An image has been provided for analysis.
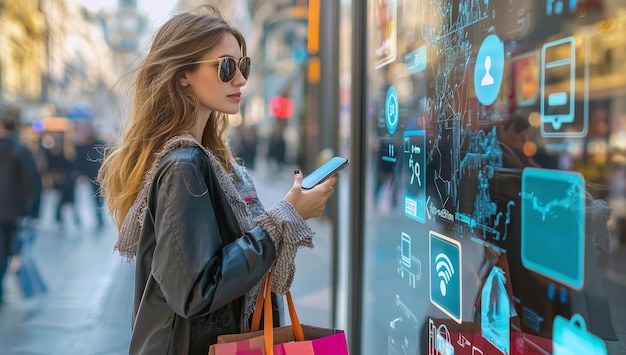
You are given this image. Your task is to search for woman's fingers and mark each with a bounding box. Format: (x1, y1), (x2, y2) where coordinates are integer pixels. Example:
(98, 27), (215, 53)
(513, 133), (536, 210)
(292, 169), (303, 188)
(283, 171), (338, 220)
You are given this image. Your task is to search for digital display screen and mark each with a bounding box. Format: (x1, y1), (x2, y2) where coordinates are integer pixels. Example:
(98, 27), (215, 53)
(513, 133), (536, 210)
(360, 1), (626, 354)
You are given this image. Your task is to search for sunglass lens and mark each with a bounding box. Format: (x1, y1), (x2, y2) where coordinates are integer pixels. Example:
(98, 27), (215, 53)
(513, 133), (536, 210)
(219, 58), (237, 82)
(240, 57), (251, 80)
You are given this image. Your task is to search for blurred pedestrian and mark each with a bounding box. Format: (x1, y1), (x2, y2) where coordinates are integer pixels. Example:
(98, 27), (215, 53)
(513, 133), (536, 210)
(0, 117), (42, 304)
(233, 125), (258, 170)
(97, 5), (337, 354)
(75, 127), (105, 228)
(44, 135), (78, 229)
(267, 122), (287, 173)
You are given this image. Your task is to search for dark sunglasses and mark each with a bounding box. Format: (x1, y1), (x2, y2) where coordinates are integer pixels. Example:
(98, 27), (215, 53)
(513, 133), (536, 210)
(191, 56), (251, 83)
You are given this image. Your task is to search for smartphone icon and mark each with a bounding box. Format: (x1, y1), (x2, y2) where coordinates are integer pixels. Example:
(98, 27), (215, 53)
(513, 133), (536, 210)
(541, 37), (575, 131)
(301, 157), (349, 190)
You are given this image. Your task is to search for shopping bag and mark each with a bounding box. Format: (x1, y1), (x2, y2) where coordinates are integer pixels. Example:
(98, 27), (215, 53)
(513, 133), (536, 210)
(15, 223), (47, 298)
(553, 313), (607, 355)
(209, 271), (349, 355)
(211, 325), (348, 355)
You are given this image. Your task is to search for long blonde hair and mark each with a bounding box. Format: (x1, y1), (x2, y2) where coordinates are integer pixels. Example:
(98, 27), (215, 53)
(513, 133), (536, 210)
(98, 5), (244, 228)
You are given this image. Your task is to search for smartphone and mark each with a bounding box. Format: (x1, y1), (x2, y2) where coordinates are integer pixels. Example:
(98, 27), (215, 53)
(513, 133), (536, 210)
(541, 37), (575, 131)
(301, 157), (349, 190)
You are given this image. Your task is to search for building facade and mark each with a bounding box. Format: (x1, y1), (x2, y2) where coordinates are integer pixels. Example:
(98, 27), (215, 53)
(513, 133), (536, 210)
(0, 0), (46, 120)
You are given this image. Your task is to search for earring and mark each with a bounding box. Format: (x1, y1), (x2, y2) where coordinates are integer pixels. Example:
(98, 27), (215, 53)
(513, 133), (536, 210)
(182, 82), (188, 87)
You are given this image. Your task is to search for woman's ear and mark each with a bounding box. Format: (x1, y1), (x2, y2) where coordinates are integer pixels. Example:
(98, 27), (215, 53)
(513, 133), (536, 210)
(179, 75), (189, 87)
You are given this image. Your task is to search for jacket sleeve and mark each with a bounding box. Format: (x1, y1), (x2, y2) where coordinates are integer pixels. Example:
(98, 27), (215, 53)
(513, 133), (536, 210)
(232, 165), (316, 295)
(150, 158), (276, 319)
(256, 201), (314, 294)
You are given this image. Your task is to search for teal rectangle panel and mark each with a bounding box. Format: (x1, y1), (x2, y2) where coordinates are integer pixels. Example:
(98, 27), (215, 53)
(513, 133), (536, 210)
(521, 168), (585, 290)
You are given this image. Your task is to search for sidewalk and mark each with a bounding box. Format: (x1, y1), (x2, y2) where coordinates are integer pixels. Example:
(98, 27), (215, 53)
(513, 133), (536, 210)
(0, 181), (133, 354)
(0, 165), (333, 354)
(0, 224), (133, 355)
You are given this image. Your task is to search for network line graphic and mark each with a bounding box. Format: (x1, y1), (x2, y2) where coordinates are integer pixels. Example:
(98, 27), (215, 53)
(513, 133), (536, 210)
(418, 1), (500, 227)
(521, 184), (582, 221)
(454, 127), (516, 243)
(437, 0), (490, 41)
(415, 0), (518, 250)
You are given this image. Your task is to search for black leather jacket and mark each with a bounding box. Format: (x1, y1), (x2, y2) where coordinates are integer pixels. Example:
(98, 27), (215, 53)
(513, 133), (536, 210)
(130, 146), (277, 354)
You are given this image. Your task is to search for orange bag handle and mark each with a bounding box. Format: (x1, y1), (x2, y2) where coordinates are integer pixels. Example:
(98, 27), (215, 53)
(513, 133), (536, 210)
(250, 279), (266, 332)
(250, 270), (305, 354)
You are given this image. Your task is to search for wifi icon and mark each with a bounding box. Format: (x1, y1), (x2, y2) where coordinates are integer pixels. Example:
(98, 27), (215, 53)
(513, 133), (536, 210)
(430, 231), (462, 323)
(435, 253), (454, 296)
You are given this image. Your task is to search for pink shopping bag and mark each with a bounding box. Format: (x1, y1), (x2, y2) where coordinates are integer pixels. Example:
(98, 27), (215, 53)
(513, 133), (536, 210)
(209, 271), (349, 355)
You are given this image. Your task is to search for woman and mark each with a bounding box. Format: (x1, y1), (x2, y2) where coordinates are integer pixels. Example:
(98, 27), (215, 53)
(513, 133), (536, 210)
(97, 5), (337, 354)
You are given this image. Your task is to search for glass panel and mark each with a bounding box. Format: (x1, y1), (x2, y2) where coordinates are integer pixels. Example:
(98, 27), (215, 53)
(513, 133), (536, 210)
(361, 1), (626, 354)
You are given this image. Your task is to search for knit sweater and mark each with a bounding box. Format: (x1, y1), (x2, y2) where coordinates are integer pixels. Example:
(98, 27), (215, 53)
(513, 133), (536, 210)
(116, 135), (315, 332)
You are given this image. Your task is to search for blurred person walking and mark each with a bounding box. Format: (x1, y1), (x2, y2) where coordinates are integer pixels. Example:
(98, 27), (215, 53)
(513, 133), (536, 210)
(75, 126), (105, 228)
(0, 117), (42, 304)
(267, 87), (292, 173)
(97, 5), (337, 354)
(267, 121), (287, 173)
(233, 124), (258, 170)
(44, 135), (78, 229)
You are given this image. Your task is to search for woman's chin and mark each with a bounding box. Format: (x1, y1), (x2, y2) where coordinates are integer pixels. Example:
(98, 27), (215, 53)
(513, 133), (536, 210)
(223, 107), (240, 115)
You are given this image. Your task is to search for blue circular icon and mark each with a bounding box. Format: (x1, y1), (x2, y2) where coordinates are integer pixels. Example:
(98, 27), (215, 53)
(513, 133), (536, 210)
(474, 34), (504, 106)
(386, 86), (399, 135)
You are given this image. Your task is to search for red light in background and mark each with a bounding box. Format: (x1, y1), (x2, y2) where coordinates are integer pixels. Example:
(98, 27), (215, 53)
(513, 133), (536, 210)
(269, 96), (294, 119)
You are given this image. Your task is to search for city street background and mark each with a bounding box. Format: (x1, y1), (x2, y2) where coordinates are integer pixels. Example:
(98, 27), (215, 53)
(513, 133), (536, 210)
(0, 162), (333, 355)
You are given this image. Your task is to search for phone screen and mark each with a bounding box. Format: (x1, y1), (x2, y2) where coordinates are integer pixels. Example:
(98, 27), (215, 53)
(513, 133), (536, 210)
(301, 157), (349, 190)
(541, 37), (575, 131)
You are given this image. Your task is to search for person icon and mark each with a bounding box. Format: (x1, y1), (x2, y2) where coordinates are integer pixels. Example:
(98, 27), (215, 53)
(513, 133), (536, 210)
(481, 55), (495, 86)
(474, 34), (504, 105)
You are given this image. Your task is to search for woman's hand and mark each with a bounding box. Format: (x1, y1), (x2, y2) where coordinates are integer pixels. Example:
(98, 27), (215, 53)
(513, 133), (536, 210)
(283, 169), (338, 220)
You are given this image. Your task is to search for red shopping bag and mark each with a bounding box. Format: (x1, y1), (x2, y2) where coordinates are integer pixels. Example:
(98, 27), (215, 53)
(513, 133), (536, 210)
(208, 271), (349, 355)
